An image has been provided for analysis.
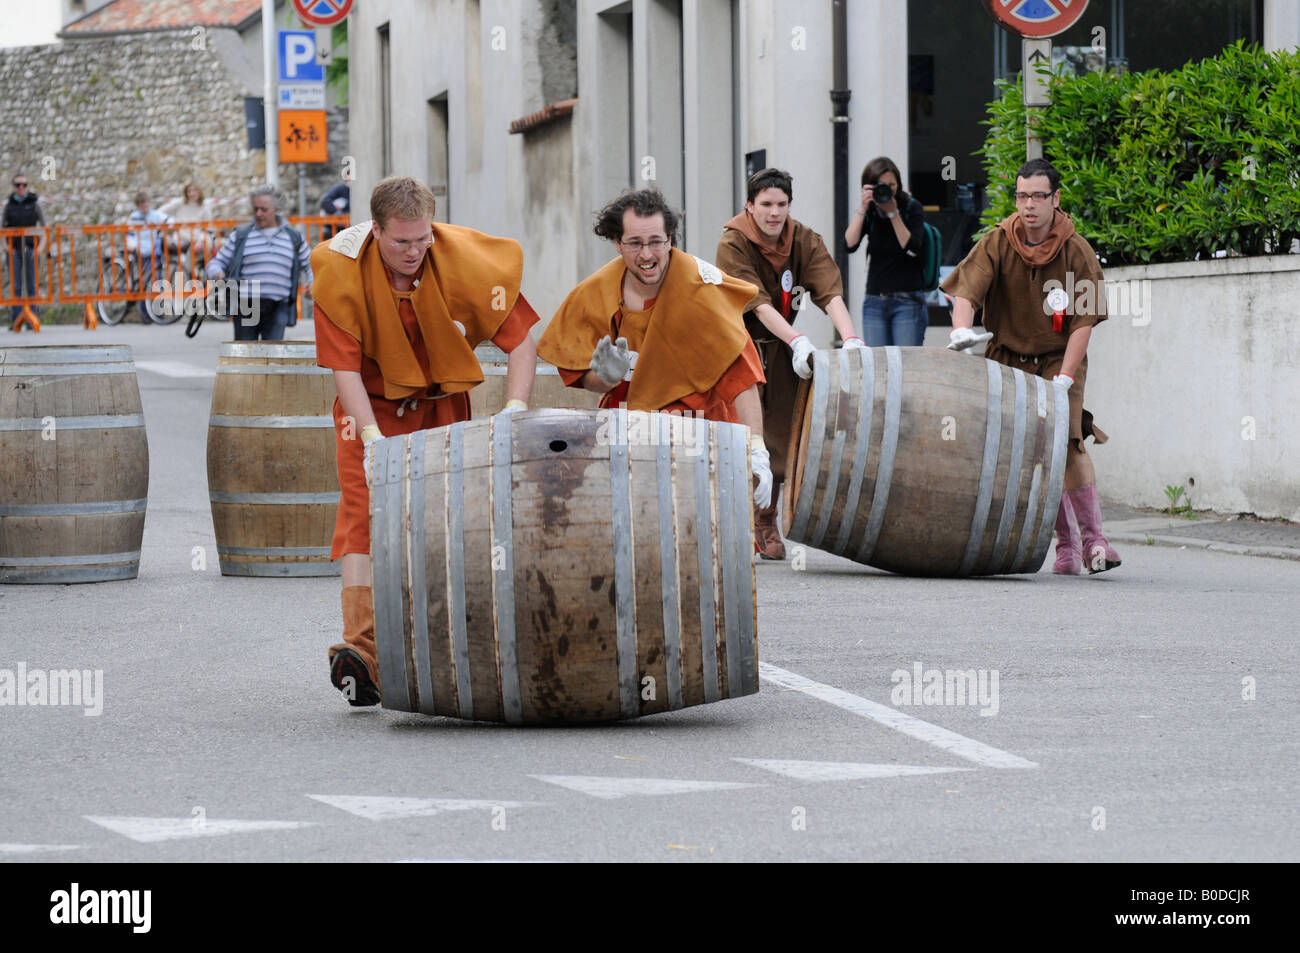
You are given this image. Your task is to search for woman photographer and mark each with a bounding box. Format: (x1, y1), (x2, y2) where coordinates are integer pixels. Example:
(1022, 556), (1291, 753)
(843, 156), (928, 346)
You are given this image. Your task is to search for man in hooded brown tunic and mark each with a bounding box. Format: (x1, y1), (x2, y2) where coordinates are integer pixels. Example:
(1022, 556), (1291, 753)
(715, 168), (865, 560)
(941, 158), (1121, 575)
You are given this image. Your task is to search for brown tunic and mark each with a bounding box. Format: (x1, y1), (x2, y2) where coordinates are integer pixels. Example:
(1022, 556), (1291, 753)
(716, 214), (845, 485)
(941, 211), (1109, 448)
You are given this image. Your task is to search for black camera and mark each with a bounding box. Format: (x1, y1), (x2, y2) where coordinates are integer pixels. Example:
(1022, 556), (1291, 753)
(872, 182), (894, 204)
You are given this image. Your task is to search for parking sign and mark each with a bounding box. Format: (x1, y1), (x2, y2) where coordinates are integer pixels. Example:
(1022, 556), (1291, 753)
(279, 31), (324, 83)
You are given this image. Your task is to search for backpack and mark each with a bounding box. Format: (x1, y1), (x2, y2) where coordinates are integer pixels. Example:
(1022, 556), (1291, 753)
(917, 204), (942, 292)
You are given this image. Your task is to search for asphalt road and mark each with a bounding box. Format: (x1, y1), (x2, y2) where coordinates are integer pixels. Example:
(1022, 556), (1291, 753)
(2, 322), (1297, 862)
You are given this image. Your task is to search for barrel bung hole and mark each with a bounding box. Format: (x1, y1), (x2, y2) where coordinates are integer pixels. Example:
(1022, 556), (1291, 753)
(549, 439), (567, 453)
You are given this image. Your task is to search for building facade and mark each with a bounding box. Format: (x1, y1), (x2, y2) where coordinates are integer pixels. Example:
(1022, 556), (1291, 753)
(345, 0), (1300, 331)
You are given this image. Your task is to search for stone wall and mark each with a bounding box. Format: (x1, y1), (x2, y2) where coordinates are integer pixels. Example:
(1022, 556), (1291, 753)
(0, 29), (349, 228)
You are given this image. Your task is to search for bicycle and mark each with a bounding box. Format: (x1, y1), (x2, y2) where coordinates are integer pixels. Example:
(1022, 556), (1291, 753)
(97, 244), (180, 326)
(97, 224), (227, 327)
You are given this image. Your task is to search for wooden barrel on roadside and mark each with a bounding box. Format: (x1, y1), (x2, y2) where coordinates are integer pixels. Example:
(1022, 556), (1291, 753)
(370, 408), (758, 722)
(206, 342), (340, 577)
(472, 344), (601, 418)
(784, 347), (1068, 576)
(0, 345), (149, 583)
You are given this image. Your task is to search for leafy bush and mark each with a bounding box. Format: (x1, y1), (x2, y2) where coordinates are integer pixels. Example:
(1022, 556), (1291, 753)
(979, 41), (1300, 265)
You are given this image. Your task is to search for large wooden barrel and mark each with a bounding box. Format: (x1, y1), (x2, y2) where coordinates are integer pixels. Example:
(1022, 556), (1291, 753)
(472, 344), (600, 418)
(784, 347), (1068, 576)
(370, 408), (758, 722)
(0, 345), (149, 583)
(206, 342), (340, 576)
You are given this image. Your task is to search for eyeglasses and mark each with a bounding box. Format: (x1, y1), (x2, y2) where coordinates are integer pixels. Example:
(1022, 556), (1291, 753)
(620, 239), (670, 252)
(13, 182), (28, 188)
(382, 232), (434, 252)
(1014, 190), (1056, 203)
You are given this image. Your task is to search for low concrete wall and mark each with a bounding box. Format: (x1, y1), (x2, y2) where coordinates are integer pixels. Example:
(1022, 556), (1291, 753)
(1085, 255), (1300, 521)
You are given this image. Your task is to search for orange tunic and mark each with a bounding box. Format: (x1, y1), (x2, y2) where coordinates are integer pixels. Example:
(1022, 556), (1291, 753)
(540, 248), (763, 422)
(554, 294), (764, 423)
(313, 222), (538, 558)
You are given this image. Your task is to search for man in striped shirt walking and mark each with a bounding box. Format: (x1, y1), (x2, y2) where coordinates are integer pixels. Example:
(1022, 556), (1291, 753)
(206, 184), (313, 340)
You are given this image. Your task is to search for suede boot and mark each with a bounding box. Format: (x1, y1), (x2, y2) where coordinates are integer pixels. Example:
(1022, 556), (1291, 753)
(1065, 485), (1122, 574)
(1052, 493), (1083, 575)
(329, 586), (381, 706)
(753, 486), (786, 560)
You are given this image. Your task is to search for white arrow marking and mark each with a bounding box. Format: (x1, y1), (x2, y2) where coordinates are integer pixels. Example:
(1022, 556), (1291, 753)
(0, 843), (85, 854)
(84, 816), (314, 843)
(529, 775), (763, 800)
(734, 759), (973, 782)
(134, 360), (215, 378)
(306, 795), (541, 821)
(759, 662), (1038, 769)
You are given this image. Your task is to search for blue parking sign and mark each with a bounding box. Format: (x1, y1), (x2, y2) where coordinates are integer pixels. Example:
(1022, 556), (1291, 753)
(279, 31), (324, 83)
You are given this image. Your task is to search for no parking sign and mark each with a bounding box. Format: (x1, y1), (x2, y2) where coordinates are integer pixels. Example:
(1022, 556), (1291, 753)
(982, 0), (1090, 38)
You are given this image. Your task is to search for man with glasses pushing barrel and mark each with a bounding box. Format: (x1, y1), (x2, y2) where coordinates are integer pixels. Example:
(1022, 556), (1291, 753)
(942, 158), (1121, 576)
(538, 188), (773, 515)
(312, 176), (540, 706)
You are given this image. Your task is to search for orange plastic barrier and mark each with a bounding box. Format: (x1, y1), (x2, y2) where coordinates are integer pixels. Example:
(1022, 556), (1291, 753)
(3, 216), (348, 330)
(1, 227), (55, 331)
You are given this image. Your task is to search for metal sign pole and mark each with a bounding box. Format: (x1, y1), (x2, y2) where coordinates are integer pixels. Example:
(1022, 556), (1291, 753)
(1023, 38), (1052, 161)
(263, 0), (279, 186)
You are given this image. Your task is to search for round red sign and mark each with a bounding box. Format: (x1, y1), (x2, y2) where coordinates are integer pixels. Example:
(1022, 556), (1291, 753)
(981, 0), (1091, 39)
(292, 0), (353, 28)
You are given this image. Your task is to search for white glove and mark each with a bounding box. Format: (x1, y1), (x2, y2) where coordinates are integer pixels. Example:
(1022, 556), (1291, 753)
(1053, 374), (1075, 392)
(842, 336), (867, 350)
(947, 327), (994, 352)
(590, 335), (632, 388)
(361, 424), (383, 487)
(790, 334), (816, 380)
(499, 399), (527, 414)
(750, 436), (773, 509)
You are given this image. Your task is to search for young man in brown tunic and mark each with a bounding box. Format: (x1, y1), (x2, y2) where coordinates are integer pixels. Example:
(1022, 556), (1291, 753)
(715, 168), (865, 560)
(942, 158), (1121, 575)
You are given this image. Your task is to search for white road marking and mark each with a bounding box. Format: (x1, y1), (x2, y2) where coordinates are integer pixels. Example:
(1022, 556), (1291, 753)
(134, 360), (215, 378)
(83, 815), (314, 843)
(759, 662), (1038, 770)
(307, 794), (541, 821)
(0, 843), (85, 854)
(529, 775), (763, 800)
(390, 858), (561, 863)
(734, 759), (973, 782)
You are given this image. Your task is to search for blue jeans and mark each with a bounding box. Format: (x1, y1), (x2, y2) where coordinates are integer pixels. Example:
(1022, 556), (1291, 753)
(862, 291), (928, 347)
(234, 298), (293, 341)
(8, 245), (37, 320)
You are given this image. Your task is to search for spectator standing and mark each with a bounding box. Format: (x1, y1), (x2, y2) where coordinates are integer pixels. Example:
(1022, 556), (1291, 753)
(206, 185), (313, 341)
(126, 191), (173, 323)
(3, 174), (47, 326)
(843, 156), (930, 346)
(319, 182), (350, 239)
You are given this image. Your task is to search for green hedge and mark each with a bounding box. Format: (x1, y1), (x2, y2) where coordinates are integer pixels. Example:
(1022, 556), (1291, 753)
(979, 40), (1300, 265)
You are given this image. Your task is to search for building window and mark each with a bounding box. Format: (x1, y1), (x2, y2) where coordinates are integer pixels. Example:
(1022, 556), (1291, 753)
(428, 95), (450, 223)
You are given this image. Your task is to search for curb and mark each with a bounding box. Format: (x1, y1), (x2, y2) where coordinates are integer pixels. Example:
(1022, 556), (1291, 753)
(1107, 531), (1300, 562)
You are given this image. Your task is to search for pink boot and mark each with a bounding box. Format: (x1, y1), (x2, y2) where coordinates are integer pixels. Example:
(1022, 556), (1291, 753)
(1065, 485), (1122, 574)
(1053, 494), (1083, 575)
